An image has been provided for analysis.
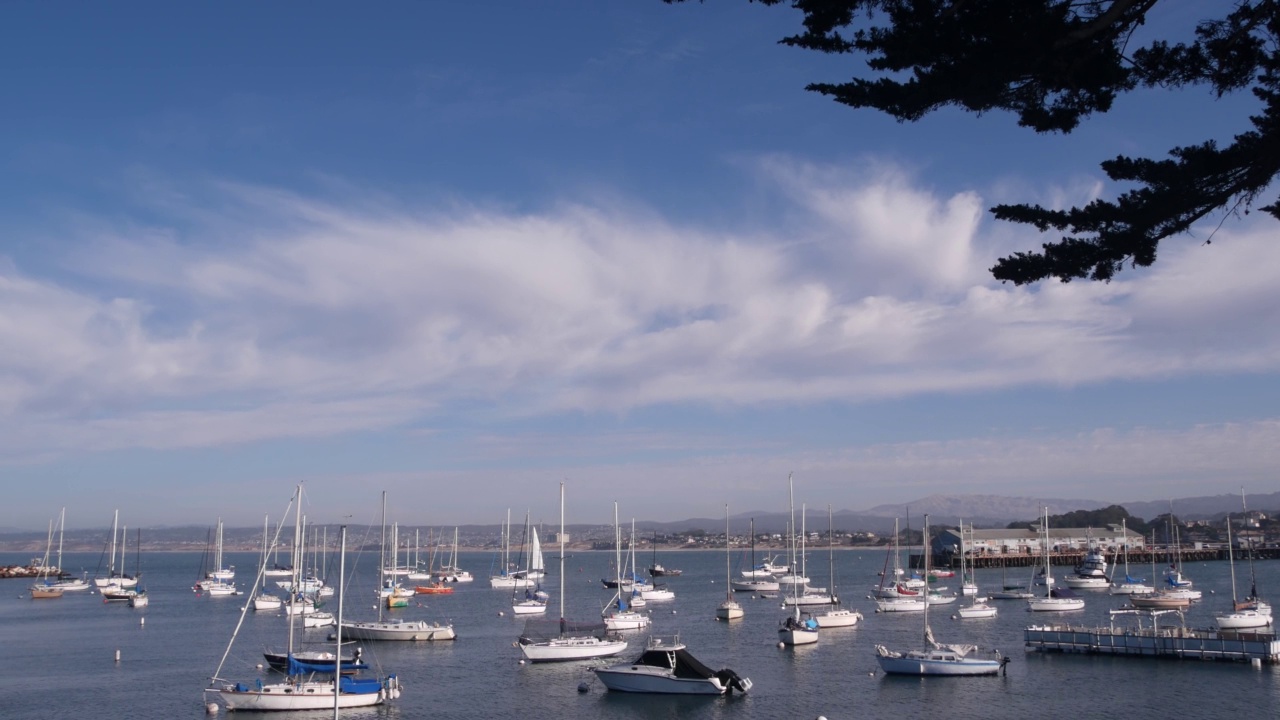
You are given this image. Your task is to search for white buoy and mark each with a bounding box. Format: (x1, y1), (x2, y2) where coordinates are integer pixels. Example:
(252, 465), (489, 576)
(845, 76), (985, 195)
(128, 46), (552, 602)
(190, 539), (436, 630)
(672, 609), (677, 614)
(519, 658), (526, 665)
(139, 617), (145, 626)
(498, 611), (504, 616)
(777, 641), (785, 649)
(255, 663), (264, 669)
(206, 702), (220, 714)
(114, 649), (121, 663)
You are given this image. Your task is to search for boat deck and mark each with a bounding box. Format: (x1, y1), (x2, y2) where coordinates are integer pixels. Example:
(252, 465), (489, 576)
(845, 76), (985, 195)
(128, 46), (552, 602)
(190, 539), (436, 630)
(1025, 622), (1280, 664)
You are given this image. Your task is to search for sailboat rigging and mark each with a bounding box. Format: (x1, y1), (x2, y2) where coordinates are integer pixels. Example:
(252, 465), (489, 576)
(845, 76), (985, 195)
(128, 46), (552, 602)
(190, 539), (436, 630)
(875, 514), (1007, 675)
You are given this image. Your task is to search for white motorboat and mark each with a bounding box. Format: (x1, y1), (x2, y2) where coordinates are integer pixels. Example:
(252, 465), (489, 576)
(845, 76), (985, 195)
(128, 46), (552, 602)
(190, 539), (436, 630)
(594, 636), (752, 695)
(875, 514), (1007, 676)
(519, 483), (628, 663)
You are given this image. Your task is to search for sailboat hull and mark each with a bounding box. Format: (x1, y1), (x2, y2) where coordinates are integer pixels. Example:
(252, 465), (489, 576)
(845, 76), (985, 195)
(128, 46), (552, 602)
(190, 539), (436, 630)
(875, 647), (1002, 675)
(814, 609), (862, 627)
(341, 620), (456, 641)
(519, 636), (628, 662)
(213, 681), (388, 711)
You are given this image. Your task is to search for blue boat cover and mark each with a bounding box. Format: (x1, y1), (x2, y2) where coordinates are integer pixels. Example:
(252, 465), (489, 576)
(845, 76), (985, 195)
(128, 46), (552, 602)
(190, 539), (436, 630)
(339, 676), (383, 695)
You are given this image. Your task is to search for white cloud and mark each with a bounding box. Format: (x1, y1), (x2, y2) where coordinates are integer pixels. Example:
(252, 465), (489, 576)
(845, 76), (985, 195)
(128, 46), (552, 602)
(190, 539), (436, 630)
(1, 161), (1279, 463)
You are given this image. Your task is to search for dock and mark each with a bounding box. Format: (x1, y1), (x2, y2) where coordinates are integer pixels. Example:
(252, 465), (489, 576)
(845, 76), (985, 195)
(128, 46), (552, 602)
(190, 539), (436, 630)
(1025, 611), (1280, 665)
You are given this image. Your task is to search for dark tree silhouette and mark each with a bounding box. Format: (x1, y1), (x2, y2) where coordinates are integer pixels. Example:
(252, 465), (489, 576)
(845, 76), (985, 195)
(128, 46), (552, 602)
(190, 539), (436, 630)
(668, 1), (1280, 284)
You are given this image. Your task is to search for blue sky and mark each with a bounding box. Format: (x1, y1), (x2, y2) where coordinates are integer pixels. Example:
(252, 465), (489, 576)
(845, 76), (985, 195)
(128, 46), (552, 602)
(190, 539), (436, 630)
(2, 2), (1277, 531)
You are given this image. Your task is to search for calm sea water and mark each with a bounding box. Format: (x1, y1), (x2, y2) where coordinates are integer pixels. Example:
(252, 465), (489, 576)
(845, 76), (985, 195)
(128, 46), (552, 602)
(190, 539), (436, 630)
(2, 547), (1277, 719)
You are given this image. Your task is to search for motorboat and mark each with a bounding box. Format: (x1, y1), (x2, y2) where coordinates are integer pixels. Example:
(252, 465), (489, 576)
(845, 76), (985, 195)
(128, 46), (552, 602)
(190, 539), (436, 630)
(594, 636), (751, 695)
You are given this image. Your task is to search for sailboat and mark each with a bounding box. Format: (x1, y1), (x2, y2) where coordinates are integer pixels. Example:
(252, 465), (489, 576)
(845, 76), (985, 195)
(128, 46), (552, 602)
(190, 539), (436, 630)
(730, 519), (779, 592)
(435, 527), (473, 582)
(490, 510), (534, 589)
(814, 505), (861, 627)
(206, 488), (402, 712)
(874, 518), (927, 613)
(128, 529), (149, 608)
(252, 515), (284, 611)
(875, 514), (1006, 675)
(1026, 508), (1085, 612)
(94, 510), (137, 589)
(1109, 518), (1153, 595)
(604, 503), (651, 630)
(1216, 490), (1273, 629)
(784, 503), (836, 607)
(519, 483), (629, 662)
(342, 492), (456, 641)
(715, 504), (744, 621)
(205, 518), (235, 581)
(513, 514), (549, 615)
(777, 473), (818, 646)
(42, 508), (89, 593)
(29, 516), (63, 599)
(957, 519), (978, 596)
(647, 531), (682, 577)
(102, 526), (141, 601)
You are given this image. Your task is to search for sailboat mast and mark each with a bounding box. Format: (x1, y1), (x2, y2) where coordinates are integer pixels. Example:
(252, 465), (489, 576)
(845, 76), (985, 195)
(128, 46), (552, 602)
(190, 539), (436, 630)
(922, 515), (931, 643)
(614, 502), (623, 603)
(827, 505), (835, 605)
(1227, 516), (1238, 605)
(334, 524), (347, 719)
(724, 504), (731, 599)
(109, 509), (119, 577)
(377, 491), (386, 623)
(558, 482), (565, 621)
(787, 472), (800, 615)
(56, 508), (65, 577)
(289, 490), (303, 660)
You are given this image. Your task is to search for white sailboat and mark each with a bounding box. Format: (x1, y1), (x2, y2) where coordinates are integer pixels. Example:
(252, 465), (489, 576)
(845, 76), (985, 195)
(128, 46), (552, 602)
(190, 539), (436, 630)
(604, 503), (651, 630)
(252, 514), (284, 611)
(29, 516), (63, 599)
(1216, 495), (1273, 630)
(1109, 518), (1153, 595)
(490, 509), (534, 589)
(519, 483), (629, 662)
(814, 505), (861, 628)
(715, 504), (744, 621)
(207, 518), (235, 581)
(94, 509), (138, 589)
(731, 518), (779, 593)
(512, 514), (549, 615)
(343, 493), (455, 641)
(777, 473), (818, 646)
(206, 488), (401, 712)
(48, 508), (90, 592)
(435, 527), (473, 582)
(1027, 507), (1085, 612)
(875, 514), (1006, 675)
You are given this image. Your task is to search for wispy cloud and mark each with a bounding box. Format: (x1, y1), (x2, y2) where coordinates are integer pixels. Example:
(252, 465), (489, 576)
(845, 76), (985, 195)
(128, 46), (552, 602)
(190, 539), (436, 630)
(2, 158), (1278, 472)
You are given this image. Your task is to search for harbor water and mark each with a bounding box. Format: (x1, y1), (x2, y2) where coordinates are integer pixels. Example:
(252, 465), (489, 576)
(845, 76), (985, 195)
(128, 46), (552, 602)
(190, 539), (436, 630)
(2, 548), (1278, 718)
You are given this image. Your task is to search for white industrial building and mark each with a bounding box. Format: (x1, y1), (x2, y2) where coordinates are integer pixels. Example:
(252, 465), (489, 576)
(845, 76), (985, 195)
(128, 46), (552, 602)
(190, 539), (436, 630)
(933, 524), (1146, 556)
